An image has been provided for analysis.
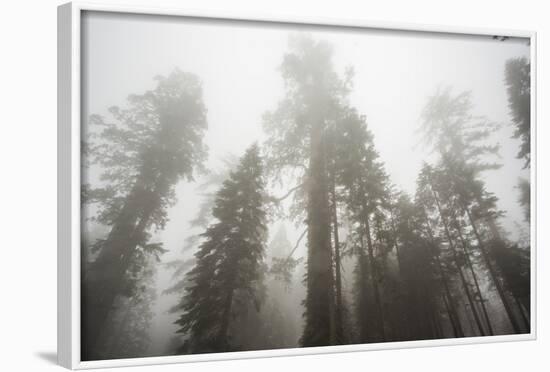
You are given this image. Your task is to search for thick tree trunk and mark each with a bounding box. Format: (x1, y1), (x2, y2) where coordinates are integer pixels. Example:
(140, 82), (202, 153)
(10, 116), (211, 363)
(82, 183), (158, 360)
(218, 287), (235, 351)
(106, 295), (139, 357)
(302, 120), (334, 347)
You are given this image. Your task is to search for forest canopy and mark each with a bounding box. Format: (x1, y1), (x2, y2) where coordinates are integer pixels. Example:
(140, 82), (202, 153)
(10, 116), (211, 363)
(81, 12), (531, 361)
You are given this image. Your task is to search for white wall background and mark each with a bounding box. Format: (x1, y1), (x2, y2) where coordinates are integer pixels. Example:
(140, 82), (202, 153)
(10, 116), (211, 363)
(0, 0), (547, 370)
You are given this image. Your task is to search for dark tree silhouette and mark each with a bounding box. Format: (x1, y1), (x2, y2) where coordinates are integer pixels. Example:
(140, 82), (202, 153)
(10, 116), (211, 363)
(505, 57), (531, 168)
(174, 144), (267, 353)
(505, 57), (531, 227)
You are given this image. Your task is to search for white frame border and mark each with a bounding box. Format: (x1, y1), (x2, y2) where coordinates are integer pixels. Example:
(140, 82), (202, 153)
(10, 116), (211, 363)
(57, 1), (537, 369)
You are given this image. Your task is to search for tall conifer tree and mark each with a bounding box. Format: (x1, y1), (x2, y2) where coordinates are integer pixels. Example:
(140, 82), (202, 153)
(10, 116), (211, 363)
(82, 69), (208, 359)
(175, 144), (267, 353)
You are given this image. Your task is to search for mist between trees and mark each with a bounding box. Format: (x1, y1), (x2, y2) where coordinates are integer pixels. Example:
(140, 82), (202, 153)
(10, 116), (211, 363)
(80, 32), (531, 361)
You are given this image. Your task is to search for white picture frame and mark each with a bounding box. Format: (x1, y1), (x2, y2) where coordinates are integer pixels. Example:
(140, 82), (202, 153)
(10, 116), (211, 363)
(58, 2), (537, 369)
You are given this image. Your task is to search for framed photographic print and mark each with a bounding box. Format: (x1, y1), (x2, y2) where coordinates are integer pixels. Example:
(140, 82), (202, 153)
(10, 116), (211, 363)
(58, 2), (536, 369)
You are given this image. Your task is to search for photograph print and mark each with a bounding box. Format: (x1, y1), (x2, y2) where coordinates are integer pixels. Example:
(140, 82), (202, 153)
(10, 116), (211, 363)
(80, 10), (532, 361)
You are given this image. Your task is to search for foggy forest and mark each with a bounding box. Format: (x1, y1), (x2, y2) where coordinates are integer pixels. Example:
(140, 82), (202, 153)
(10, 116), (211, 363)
(80, 12), (531, 361)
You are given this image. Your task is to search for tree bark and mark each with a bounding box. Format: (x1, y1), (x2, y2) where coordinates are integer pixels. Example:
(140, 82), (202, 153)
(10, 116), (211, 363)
(218, 287), (235, 351)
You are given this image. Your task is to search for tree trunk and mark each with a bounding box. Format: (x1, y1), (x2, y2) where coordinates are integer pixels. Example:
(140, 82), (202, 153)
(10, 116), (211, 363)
(451, 215), (494, 335)
(430, 188), (485, 336)
(511, 293), (530, 330)
(430, 299), (443, 338)
(421, 207), (464, 337)
(389, 210), (403, 273)
(473, 195), (530, 330)
(357, 235), (370, 342)
(82, 182), (158, 360)
(218, 287), (235, 351)
(441, 292), (461, 338)
(362, 205), (386, 341)
(302, 120), (334, 347)
(330, 177), (344, 343)
(108, 295), (139, 356)
(388, 210), (411, 340)
(463, 206), (522, 333)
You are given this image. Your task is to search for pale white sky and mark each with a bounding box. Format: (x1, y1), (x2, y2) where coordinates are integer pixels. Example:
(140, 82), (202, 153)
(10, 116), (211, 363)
(81, 11), (530, 353)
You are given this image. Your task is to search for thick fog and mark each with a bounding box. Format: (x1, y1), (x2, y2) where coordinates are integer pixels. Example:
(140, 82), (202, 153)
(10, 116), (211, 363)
(81, 11), (530, 359)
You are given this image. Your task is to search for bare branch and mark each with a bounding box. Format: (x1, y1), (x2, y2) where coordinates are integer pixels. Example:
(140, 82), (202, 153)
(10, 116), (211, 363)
(270, 182), (305, 203)
(285, 228), (308, 261)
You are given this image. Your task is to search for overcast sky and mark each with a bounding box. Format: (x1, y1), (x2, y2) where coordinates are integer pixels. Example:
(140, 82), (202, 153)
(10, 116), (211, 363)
(82, 10), (530, 353)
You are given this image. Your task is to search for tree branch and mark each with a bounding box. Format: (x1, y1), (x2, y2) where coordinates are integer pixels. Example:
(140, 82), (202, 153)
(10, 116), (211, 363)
(272, 182), (305, 203)
(285, 228), (308, 261)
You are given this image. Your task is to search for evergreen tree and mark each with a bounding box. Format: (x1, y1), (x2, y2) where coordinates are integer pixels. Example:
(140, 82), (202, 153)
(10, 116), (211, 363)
(164, 155), (239, 311)
(392, 194), (442, 340)
(334, 108), (390, 342)
(263, 35), (352, 346)
(504, 57), (531, 225)
(503, 58), (531, 319)
(174, 144), (267, 353)
(418, 164), (489, 337)
(239, 225), (304, 349)
(419, 87), (528, 333)
(505, 57), (531, 168)
(415, 165), (466, 338)
(82, 69), (208, 359)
